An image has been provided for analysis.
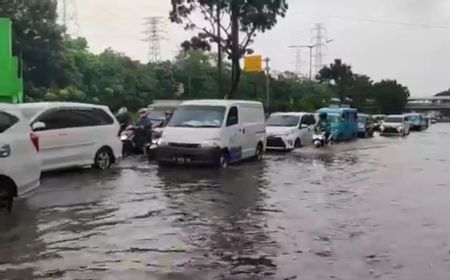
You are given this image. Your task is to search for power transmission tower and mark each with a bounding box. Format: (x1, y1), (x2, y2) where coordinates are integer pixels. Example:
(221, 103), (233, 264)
(59, 0), (79, 34)
(288, 46), (303, 78)
(143, 17), (166, 62)
(311, 23), (327, 75)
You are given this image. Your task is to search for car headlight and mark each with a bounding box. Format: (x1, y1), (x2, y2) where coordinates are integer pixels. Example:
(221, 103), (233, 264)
(380, 126), (385, 131)
(397, 126), (403, 132)
(157, 138), (168, 146)
(201, 138), (221, 148)
(283, 130), (295, 137)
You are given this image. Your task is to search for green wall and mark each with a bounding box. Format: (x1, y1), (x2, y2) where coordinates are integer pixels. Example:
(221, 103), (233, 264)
(0, 18), (23, 103)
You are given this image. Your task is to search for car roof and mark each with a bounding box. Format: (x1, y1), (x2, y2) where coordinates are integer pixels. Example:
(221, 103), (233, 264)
(18, 102), (109, 110)
(386, 114), (405, 118)
(318, 107), (357, 113)
(180, 99), (263, 107)
(270, 112), (310, 117)
(358, 113), (370, 117)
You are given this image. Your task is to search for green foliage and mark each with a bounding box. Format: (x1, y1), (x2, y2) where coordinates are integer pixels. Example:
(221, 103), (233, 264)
(2, 0), (410, 115)
(170, 0), (288, 98)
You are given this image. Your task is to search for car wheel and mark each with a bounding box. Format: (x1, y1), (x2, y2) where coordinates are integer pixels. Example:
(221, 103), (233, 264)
(255, 143), (264, 160)
(294, 138), (302, 148)
(218, 151), (229, 168)
(94, 148), (113, 170)
(0, 182), (14, 213)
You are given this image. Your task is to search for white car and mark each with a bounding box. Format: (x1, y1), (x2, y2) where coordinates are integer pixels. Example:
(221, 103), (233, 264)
(266, 112), (316, 150)
(379, 115), (410, 136)
(156, 100), (266, 167)
(18, 102), (122, 172)
(0, 104), (41, 211)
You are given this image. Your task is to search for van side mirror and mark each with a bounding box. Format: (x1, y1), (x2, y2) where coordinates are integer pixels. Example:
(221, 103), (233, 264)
(32, 121), (46, 131)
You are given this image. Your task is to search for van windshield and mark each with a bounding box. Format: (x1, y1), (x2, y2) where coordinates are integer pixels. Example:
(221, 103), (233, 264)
(168, 105), (226, 128)
(267, 115), (299, 127)
(327, 114), (340, 123)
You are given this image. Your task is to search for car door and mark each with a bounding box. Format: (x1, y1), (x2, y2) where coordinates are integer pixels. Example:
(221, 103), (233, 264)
(33, 108), (94, 171)
(224, 106), (243, 162)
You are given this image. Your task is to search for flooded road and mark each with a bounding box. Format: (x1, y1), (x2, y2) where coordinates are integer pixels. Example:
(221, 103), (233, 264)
(1, 124), (450, 280)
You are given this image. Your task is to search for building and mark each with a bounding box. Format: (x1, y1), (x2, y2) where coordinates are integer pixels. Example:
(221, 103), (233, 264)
(0, 18), (23, 103)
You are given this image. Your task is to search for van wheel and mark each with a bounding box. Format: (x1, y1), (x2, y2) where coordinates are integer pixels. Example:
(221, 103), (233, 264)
(218, 151), (229, 168)
(294, 138), (302, 148)
(0, 181), (14, 213)
(94, 148), (113, 170)
(255, 143), (264, 161)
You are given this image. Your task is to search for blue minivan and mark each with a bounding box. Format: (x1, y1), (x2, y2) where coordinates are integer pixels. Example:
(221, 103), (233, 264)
(405, 113), (427, 131)
(318, 108), (358, 142)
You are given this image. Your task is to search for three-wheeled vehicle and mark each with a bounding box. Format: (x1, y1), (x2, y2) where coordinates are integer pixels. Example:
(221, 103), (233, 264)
(317, 108), (358, 142)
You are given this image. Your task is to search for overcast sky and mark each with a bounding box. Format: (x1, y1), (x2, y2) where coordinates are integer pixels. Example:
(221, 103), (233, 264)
(70, 0), (450, 96)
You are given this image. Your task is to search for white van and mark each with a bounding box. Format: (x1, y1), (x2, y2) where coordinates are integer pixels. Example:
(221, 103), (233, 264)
(156, 100), (266, 167)
(18, 102), (122, 172)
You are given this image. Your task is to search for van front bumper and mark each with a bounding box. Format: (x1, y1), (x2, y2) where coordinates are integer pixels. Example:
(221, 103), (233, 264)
(156, 146), (221, 166)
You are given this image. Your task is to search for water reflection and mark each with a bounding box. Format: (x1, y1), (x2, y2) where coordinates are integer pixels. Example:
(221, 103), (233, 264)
(157, 162), (278, 277)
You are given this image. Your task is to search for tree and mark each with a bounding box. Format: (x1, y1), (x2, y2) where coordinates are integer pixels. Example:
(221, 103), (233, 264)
(372, 80), (410, 114)
(348, 74), (374, 111)
(170, 0), (288, 98)
(317, 59), (354, 103)
(0, 0), (68, 95)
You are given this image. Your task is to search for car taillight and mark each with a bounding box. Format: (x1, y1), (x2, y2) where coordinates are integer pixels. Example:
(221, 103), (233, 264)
(30, 133), (39, 152)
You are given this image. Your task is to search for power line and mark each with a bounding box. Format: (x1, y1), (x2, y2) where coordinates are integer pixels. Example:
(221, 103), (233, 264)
(143, 17), (166, 62)
(312, 14), (450, 30)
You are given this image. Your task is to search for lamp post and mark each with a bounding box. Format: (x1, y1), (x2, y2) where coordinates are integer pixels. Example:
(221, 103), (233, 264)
(289, 39), (334, 80)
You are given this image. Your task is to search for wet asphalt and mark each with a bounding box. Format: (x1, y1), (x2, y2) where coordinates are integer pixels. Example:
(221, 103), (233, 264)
(1, 124), (450, 280)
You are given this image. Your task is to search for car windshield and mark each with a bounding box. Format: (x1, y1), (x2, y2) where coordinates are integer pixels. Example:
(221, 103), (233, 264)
(327, 114), (340, 123)
(20, 106), (46, 120)
(267, 115), (299, 127)
(168, 105), (226, 128)
(407, 115), (420, 121)
(385, 117), (403, 123)
(358, 116), (368, 123)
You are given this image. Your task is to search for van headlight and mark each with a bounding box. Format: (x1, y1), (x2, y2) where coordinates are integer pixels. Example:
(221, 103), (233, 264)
(201, 138), (221, 148)
(157, 138), (168, 146)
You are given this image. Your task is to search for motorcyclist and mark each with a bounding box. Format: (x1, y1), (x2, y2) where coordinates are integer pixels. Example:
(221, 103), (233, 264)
(135, 108), (152, 153)
(116, 107), (131, 135)
(315, 112), (331, 142)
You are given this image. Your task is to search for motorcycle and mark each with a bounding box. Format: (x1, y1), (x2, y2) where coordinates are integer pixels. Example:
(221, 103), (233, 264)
(313, 132), (334, 148)
(120, 125), (152, 157)
(313, 132), (327, 148)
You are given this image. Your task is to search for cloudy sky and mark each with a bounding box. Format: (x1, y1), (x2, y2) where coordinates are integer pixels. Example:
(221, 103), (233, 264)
(69, 0), (450, 96)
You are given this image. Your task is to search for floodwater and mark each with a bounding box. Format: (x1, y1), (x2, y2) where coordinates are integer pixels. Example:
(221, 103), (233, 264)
(1, 124), (450, 280)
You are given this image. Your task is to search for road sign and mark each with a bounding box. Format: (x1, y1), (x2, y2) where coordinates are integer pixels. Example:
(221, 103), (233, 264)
(244, 55), (263, 72)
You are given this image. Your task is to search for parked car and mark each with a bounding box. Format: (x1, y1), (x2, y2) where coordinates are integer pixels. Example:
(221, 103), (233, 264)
(317, 108), (358, 142)
(266, 112), (315, 151)
(357, 113), (374, 138)
(18, 102), (122, 172)
(405, 113), (427, 131)
(0, 104), (41, 211)
(379, 115), (410, 136)
(156, 100), (266, 167)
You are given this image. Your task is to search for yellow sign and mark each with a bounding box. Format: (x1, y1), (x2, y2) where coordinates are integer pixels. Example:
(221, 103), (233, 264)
(244, 55), (263, 72)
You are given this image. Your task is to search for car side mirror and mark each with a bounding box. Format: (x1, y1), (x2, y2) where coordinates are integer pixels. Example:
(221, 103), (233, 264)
(32, 121), (46, 131)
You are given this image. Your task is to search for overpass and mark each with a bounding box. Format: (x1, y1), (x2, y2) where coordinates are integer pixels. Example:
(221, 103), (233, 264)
(406, 96), (450, 116)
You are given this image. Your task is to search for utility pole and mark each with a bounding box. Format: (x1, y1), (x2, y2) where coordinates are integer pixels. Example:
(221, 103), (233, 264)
(216, 3), (223, 97)
(264, 57), (271, 112)
(143, 17), (165, 62)
(59, 0), (79, 34)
